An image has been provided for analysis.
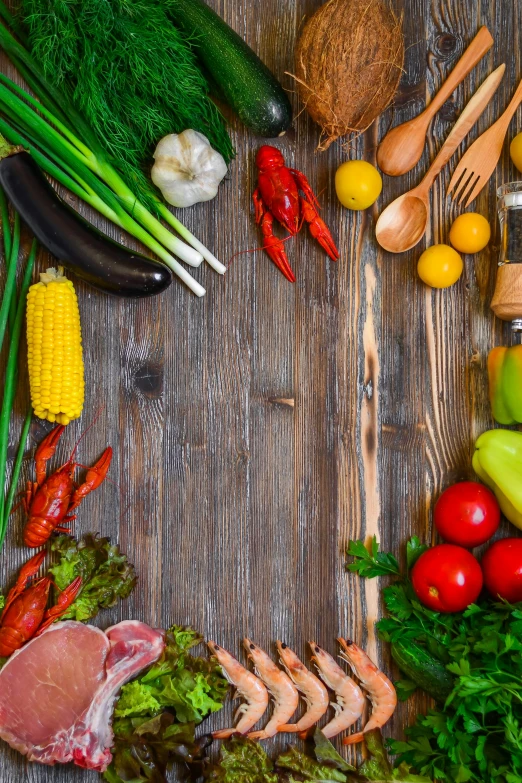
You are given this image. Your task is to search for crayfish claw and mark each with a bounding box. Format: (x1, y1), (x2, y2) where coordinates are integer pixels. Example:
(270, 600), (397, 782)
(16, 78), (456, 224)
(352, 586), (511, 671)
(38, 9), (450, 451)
(68, 447), (113, 512)
(290, 169), (321, 211)
(36, 576), (82, 636)
(252, 188), (265, 224)
(35, 425), (66, 485)
(300, 198), (339, 262)
(259, 210), (296, 283)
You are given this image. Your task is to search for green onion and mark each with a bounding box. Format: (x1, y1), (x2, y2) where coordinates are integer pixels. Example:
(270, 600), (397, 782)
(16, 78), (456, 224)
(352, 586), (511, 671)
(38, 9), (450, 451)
(0, 209), (19, 354)
(0, 122), (206, 298)
(0, 237), (36, 543)
(0, 184), (10, 261)
(0, 80), (207, 293)
(2, 407), (31, 536)
(0, 22), (224, 284)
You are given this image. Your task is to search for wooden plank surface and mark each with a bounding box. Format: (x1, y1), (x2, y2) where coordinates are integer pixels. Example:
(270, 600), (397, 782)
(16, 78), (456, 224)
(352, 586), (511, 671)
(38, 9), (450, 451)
(0, 0), (521, 779)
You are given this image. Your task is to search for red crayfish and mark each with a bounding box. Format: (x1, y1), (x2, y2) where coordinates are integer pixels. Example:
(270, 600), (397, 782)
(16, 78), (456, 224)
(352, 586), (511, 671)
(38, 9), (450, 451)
(253, 145), (339, 282)
(0, 551), (82, 657)
(23, 424), (112, 548)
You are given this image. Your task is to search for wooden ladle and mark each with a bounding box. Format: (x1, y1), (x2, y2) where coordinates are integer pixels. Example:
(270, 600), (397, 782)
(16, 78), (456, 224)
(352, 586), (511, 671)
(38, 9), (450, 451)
(377, 26), (493, 176)
(375, 64), (505, 254)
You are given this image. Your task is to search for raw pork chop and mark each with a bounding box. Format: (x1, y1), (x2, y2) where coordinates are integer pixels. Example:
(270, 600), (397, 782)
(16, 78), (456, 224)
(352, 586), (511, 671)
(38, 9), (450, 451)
(0, 619), (164, 771)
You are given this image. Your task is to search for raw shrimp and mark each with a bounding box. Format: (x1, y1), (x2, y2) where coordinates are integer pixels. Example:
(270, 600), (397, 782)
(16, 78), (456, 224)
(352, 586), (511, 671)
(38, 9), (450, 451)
(243, 639), (299, 739)
(338, 638), (397, 744)
(207, 641), (269, 739)
(276, 641), (330, 734)
(310, 642), (365, 739)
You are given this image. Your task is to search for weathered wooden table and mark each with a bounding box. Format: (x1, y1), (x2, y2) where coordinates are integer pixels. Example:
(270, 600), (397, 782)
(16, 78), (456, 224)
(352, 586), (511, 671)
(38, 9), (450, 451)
(1, 0), (521, 779)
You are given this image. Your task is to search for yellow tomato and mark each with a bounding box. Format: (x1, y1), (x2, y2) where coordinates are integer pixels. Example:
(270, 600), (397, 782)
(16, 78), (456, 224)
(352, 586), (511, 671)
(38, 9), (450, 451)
(449, 213), (491, 254)
(335, 160), (382, 210)
(510, 132), (522, 173)
(417, 245), (463, 289)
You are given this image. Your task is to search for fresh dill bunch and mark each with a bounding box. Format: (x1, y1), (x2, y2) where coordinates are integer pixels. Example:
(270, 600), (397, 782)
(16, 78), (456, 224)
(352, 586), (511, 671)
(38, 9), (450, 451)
(21, 0), (235, 210)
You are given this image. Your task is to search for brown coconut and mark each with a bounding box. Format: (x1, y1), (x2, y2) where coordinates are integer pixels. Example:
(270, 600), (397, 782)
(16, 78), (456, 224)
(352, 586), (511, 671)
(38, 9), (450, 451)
(294, 0), (404, 149)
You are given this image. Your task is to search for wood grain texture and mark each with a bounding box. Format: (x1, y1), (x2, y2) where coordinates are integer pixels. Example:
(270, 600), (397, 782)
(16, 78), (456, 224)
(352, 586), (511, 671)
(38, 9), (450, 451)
(0, 0), (521, 780)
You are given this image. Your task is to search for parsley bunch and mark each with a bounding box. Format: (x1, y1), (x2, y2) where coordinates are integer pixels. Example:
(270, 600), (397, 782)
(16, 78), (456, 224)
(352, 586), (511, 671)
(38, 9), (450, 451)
(347, 537), (522, 783)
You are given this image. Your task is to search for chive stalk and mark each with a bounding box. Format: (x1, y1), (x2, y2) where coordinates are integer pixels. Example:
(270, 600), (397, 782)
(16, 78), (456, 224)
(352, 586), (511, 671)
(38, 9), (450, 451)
(0, 237), (35, 535)
(0, 184), (10, 261)
(6, 210), (18, 331)
(0, 209), (19, 354)
(2, 406), (32, 533)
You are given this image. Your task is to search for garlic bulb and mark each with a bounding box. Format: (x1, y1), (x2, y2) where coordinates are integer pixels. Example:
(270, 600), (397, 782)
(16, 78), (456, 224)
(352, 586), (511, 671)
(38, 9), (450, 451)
(151, 129), (228, 208)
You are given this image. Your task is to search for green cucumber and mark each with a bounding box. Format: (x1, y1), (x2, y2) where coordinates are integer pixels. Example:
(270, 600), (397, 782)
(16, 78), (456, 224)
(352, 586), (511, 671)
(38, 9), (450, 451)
(167, 0), (293, 137)
(391, 641), (454, 702)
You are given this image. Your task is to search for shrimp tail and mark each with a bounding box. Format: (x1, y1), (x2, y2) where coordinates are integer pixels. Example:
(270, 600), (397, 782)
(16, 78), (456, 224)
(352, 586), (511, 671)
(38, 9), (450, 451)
(247, 730), (269, 740)
(342, 731), (365, 745)
(212, 728), (239, 740)
(278, 723), (300, 733)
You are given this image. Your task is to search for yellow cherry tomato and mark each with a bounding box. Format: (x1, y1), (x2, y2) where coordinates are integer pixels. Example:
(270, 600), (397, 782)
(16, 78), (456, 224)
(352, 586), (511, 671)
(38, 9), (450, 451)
(510, 132), (522, 173)
(449, 213), (491, 254)
(335, 160), (382, 210)
(417, 245), (463, 289)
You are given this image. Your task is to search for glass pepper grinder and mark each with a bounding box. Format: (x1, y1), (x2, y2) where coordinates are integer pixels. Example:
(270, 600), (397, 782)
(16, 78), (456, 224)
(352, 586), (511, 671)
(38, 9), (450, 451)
(491, 182), (522, 332)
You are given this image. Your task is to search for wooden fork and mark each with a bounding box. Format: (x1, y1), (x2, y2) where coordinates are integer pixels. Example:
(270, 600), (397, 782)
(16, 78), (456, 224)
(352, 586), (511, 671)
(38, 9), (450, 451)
(448, 77), (522, 206)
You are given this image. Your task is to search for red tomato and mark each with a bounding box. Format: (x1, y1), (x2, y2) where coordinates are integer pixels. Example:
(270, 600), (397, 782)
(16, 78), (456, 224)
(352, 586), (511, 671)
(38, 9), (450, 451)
(411, 544), (483, 613)
(434, 481), (500, 548)
(482, 538), (522, 603)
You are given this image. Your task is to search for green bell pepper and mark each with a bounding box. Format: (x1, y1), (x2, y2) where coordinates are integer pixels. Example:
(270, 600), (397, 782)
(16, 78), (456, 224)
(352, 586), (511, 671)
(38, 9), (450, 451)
(473, 429), (522, 530)
(488, 345), (522, 424)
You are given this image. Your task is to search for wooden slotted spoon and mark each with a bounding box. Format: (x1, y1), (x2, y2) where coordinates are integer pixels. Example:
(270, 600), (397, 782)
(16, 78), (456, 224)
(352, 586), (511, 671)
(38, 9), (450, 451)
(448, 78), (522, 206)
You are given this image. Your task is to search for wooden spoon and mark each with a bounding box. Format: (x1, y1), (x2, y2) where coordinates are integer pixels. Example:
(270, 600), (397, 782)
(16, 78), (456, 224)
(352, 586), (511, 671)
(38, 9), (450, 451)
(375, 65), (505, 254)
(377, 26), (493, 177)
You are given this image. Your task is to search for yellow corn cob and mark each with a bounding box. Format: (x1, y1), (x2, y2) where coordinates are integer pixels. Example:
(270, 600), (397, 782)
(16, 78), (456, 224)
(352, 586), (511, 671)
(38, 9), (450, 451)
(26, 267), (84, 425)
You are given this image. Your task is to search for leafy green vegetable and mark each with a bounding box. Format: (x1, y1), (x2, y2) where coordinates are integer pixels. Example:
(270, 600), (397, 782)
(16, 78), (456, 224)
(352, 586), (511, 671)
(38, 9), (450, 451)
(276, 746), (348, 782)
(394, 679), (418, 702)
(115, 626), (227, 723)
(50, 534), (136, 621)
(21, 0), (234, 209)
(276, 729), (356, 781)
(388, 601), (522, 783)
(350, 537), (522, 783)
(104, 713), (212, 783)
(360, 730), (431, 782)
(405, 538), (428, 572)
(204, 737), (279, 783)
(203, 730), (421, 783)
(313, 728), (355, 772)
(346, 536), (401, 578)
(105, 626), (228, 783)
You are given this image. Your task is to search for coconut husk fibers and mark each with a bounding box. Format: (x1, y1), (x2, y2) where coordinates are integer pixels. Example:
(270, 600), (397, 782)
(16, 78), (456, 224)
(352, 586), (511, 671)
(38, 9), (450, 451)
(294, 0), (404, 150)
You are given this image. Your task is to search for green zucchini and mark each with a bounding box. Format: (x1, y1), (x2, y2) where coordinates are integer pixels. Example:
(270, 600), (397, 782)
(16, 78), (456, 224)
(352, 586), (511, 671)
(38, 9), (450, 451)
(167, 0), (293, 137)
(391, 641), (454, 702)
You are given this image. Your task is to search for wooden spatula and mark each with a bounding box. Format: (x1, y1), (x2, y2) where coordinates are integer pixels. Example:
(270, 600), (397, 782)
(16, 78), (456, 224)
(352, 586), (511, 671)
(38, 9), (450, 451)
(448, 78), (522, 206)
